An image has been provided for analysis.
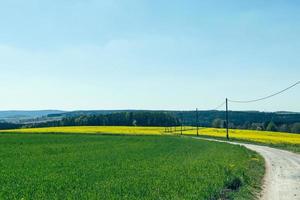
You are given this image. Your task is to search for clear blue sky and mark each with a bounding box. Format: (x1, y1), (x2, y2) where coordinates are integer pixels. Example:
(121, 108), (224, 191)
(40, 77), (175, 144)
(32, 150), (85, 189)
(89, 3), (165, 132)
(0, 0), (299, 111)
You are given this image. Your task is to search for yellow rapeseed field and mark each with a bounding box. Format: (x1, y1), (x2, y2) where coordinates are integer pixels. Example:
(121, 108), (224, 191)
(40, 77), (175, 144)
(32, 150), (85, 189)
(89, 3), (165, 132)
(0, 126), (165, 135)
(183, 128), (300, 145)
(1, 126), (300, 145)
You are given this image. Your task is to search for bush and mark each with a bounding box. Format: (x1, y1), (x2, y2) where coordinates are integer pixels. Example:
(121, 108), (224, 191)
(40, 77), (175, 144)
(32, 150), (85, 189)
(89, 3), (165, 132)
(212, 118), (224, 128)
(266, 121), (278, 132)
(291, 123), (300, 134)
(278, 124), (290, 133)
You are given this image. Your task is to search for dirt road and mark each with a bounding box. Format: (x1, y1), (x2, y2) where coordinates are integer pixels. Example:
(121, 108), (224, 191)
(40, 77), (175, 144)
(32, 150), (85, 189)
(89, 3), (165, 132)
(192, 137), (300, 200)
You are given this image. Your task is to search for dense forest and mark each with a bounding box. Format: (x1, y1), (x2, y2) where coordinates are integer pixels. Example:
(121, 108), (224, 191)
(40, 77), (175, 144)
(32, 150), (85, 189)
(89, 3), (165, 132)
(48, 110), (300, 133)
(0, 110), (300, 133)
(171, 110), (300, 133)
(0, 122), (22, 130)
(22, 112), (180, 128)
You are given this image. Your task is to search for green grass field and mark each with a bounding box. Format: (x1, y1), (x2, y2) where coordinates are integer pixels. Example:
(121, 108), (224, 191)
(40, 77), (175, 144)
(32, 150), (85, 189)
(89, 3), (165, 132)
(0, 133), (264, 200)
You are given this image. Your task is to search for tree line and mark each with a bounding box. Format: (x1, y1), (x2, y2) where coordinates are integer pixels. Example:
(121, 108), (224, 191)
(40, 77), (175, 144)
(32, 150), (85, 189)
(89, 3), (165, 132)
(211, 118), (300, 133)
(0, 122), (22, 130)
(170, 110), (300, 134)
(0, 110), (299, 134)
(22, 112), (180, 128)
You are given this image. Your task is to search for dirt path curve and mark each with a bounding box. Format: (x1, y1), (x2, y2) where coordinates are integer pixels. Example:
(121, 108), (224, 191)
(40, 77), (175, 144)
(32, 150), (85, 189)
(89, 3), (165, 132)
(192, 137), (300, 200)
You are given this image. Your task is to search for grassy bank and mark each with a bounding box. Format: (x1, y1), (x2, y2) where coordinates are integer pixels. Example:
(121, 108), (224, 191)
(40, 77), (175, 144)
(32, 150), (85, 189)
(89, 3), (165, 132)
(0, 133), (263, 199)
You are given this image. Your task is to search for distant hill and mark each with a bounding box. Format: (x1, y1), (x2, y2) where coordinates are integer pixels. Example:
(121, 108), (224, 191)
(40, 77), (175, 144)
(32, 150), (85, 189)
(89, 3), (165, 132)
(51, 110), (137, 117)
(0, 110), (300, 132)
(275, 111), (300, 115)
(47, 109), (300, 127)
(0, 110), (64, 123)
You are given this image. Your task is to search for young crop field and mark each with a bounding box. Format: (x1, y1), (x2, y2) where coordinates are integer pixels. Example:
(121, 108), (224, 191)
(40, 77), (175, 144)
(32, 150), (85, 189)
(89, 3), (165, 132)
(0, 133), (264, 199)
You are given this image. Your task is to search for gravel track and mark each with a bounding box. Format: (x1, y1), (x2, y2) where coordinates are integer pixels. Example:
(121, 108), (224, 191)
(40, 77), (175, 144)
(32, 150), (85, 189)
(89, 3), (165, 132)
(192, 137), (300, 200)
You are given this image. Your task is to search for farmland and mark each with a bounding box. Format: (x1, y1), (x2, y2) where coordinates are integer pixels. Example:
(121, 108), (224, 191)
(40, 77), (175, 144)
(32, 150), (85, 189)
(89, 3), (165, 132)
(0, 133), (263, 199)
(0, 126), (166, 135)
(2, 126), (300, 152)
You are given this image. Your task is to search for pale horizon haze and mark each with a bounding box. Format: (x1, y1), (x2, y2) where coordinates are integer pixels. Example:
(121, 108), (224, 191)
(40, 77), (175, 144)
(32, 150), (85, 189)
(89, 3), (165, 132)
(0, 0), (299, 112)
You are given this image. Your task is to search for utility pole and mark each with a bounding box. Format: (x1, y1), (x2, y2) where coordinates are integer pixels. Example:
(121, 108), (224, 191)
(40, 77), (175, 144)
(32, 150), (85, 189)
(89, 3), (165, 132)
(180, 113), (183, 135)
(196, 108), (199, 136)
(226, 98), (229, 140)
(181, 122), (183, 135)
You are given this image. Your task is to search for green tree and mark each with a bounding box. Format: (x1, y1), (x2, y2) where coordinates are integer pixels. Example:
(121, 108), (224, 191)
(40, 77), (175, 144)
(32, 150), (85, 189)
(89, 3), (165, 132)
(266, 121), (278, 132)
(278, 124), (290, 133)
(212, 119), (223, 128)
(291, 123), (300, 134)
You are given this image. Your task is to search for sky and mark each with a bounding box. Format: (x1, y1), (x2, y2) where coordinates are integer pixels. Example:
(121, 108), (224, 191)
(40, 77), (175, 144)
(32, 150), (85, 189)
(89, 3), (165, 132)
(0, 0), (299, 111)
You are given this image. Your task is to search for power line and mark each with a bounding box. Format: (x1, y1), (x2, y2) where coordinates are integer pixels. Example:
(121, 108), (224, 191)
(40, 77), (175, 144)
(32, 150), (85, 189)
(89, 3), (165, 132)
(211, 101), (226, 110)
(228, 80), (300, 103)
(194, 101), (226, 112)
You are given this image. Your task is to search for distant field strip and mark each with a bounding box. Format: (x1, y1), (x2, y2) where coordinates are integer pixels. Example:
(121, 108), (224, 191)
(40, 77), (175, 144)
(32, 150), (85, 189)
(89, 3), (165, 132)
(1, 126), (165, 135)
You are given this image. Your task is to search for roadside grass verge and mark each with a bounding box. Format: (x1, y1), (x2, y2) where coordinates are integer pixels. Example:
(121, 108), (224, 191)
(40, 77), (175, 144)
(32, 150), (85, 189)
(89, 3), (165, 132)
(181, 128), (300, 153)
(0, 133), (264, 200)
(194, 134), (300, 154)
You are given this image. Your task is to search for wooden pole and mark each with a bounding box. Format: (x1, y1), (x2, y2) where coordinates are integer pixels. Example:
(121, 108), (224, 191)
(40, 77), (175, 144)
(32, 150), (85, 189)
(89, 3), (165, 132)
(196, 108), (199, 136)
(226, 98), (229, 140)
